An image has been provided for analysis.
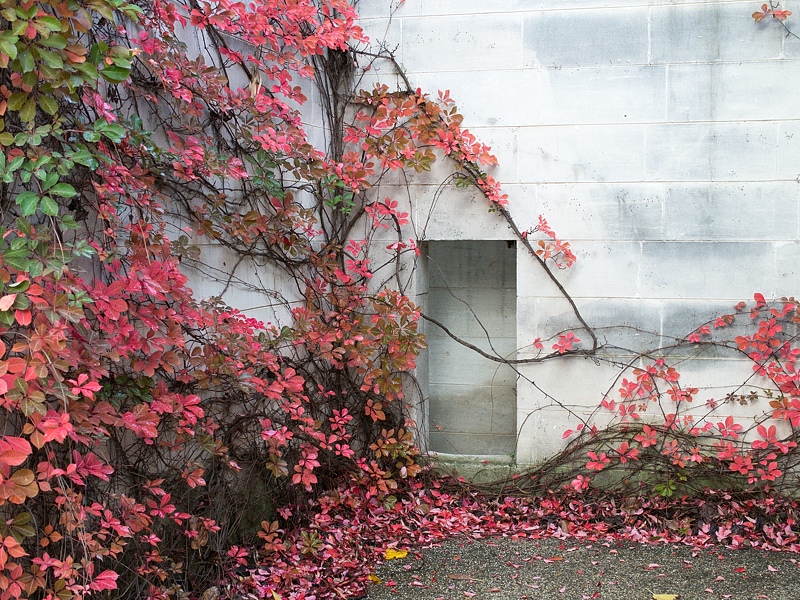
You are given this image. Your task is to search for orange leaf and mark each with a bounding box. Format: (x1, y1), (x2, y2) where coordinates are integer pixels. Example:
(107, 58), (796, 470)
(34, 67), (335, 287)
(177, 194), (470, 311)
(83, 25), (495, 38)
(10, 469), (33, 486)
(5, 358), (26, 374)
(2, 536), (25, 558)
(0, 437), (31, 468)
(0, 468), (38, 504)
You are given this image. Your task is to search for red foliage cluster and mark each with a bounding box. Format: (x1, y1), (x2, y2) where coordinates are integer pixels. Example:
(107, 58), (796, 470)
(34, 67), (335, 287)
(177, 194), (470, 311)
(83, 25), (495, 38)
(753, 2), (792, 22)
(559, 295), (800, 498)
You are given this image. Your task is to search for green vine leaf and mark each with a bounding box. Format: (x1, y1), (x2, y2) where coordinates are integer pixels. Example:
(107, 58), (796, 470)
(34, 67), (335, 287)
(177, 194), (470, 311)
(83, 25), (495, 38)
(6, 92), (28, 112)
(15, 191), (39, 216)
(37, 94), (58, 116)
(18, 97), (36, 122)
(35, 47), (63, 69)
(49, 183), (76, 198)
(17, 48), (34, 72)
(100, 64), (130, 83)
(39, 196), (58, 216)
(0, 31), (18, 59)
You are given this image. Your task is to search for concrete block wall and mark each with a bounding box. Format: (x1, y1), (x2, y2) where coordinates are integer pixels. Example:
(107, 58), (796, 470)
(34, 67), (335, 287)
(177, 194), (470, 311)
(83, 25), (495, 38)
(356, 0), (800, 463)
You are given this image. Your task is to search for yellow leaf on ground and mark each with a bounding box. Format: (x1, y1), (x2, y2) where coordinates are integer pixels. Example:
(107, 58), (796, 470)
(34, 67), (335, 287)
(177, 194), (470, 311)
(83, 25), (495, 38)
(368, 573), (382, 584)
(271, 592), (282, 600)
(384, 548), (408, 560)
(652, 595), (679, 600)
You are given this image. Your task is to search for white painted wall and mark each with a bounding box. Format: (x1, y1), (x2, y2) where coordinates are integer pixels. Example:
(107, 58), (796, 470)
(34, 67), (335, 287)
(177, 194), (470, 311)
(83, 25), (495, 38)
(356, 0), (800, 463)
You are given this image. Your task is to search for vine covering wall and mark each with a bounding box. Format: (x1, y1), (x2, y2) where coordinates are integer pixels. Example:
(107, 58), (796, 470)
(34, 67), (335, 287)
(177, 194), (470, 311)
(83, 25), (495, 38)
(0, 0), (519, 596)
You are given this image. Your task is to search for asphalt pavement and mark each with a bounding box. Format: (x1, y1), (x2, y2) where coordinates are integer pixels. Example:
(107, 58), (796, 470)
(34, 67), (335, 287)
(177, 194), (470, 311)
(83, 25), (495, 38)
(366, 536), (800, 600)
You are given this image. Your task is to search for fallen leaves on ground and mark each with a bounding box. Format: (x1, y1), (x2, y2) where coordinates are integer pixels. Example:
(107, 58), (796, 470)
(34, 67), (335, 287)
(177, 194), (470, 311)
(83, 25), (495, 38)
(224, 477), (800, 599)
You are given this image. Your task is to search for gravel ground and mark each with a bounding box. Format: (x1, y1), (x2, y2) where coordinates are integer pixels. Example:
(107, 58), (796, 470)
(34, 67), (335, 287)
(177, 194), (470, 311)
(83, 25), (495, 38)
(365, 536), (800, 600)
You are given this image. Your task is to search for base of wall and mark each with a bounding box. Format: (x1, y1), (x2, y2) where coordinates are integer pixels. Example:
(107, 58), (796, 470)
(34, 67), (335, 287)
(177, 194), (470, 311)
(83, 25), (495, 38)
(428, 452), (519, 483)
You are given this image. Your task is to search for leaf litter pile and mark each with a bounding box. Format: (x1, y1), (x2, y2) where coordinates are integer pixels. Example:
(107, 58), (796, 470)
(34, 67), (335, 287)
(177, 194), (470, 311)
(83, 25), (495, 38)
(245, 476), (800, 599)
(360, 480), (800, 599)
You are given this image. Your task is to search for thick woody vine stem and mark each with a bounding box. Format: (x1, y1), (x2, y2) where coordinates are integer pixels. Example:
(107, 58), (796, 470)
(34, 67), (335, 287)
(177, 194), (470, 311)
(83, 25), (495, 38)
(420, 312), (590, 364)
